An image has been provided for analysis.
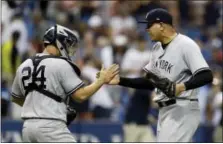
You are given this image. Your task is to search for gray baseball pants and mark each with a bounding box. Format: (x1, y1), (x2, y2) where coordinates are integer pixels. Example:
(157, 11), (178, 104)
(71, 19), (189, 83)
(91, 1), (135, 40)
(157, 100), (200, 142)
(22, 119), (76, 142)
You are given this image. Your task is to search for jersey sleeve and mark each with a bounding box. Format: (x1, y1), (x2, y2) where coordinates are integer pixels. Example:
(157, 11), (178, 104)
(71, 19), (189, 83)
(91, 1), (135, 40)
(182, 41), (210, 75)
(59, 62), (84, 96)
(143, 63), (150, 73)
(11, 70), (24, 98)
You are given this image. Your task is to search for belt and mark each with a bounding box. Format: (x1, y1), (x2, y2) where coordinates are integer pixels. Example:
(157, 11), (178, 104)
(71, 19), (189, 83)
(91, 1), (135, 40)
(158, 99), (176, 108)
(22, 117), (66, 124)
(157, 98), (198, 108)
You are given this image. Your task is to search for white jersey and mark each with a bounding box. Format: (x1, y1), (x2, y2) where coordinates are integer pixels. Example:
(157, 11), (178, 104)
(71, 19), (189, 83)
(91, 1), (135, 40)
(11, 54), (84, 122)
(143, 33), (210, 101)
(121, 47), (151, 78)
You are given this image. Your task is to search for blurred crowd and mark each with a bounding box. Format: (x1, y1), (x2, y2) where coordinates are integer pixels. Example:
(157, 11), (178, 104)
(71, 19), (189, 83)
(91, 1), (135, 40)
(1, 0), (222, 142)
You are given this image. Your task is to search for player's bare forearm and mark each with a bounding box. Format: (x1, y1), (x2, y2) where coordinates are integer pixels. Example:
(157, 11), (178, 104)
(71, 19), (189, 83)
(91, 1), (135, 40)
(72, 79), (104, 102)
(11, 96), (25, 107)
(73, 64), (119, 102)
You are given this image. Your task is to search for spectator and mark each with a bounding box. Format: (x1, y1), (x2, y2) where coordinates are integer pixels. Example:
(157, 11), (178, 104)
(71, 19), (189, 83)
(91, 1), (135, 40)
(2, 31), (22, 83)
(190, 1), (208, 26)
(207, 69), (222, 142)
(88, 14), (109, 39)
(1, 0), (19, 30)
(203, 1), (220, 27)
(39, 0), (49, 18)
(88, 15), (103, 30)
(197, 69), (222, 143)
(100, 34), (129, 68)
(211, 49), (222, 67)
(206, 27), (222, 50)
(124, 88), (155, 142)
(212, 84), (222, 142)
(82, 56), (114, 119)
(131, 1), (149, 18)
(109, 2), (137, 38)
(85, 14), (110, 57)
(80, 1), (102, 22)
(2, 15), (29, 56)
(11, 31), (21, 75)
(121, 34), (150, 78)
(178, 0), (190, 26)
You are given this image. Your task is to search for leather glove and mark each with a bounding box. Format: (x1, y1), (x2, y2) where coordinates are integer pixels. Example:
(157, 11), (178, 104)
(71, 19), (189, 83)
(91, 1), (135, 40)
(146, 71), (176, 98)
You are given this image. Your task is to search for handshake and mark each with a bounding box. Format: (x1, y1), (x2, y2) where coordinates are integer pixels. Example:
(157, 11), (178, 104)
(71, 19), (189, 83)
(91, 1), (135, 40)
(96, 64), (183, 98)
(96, 64), (120, 85)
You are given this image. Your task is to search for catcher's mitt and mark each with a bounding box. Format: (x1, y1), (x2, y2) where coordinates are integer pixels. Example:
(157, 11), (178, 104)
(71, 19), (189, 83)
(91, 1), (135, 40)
(66, 96), (77, 126)
(146, 71), (176, 98)
(66, 106), (77, 126)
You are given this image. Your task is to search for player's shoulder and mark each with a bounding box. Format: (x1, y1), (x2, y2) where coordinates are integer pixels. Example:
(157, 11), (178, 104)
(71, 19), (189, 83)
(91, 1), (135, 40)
(41, 56), (81, 75)
(152, 42), (162, 51)
(46, 57), (70, 65)
(17, 58), (32, 72)
(177, 33), (199, 47)
(176, 34), (201, 53)
(20, 54), (71, 69)
(42, 56), (74, 71)
(33, 53), (68, 64)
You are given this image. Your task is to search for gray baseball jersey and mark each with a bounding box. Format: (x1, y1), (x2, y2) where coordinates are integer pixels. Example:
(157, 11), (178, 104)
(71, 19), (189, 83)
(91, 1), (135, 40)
(143, 33), (209, 101)
(143, 33), (208, 142)
(11, 53), (84, 122)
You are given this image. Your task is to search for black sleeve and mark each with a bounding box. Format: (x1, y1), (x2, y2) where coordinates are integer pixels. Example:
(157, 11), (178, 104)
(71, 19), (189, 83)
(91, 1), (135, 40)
(184, 69), (213, 90)
(118, 77), (155, 90)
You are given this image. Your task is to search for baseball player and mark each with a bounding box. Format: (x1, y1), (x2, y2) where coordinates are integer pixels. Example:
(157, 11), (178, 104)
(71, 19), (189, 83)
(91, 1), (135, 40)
(104, 8), (213, 142)
(11, 24), (119, 142)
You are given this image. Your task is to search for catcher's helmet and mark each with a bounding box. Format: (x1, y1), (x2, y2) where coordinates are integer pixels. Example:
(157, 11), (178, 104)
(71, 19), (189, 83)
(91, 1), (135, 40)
(138, 8), (173, 29)
(43, 24), (79, 60)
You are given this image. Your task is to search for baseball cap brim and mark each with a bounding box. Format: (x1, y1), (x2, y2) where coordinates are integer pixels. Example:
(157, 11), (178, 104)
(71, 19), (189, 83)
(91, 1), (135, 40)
(137, 20), (155, 29)
(137, 20), (148, 23)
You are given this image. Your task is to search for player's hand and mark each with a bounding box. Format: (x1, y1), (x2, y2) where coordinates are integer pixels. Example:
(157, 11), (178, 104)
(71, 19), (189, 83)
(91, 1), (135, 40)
(107, 74), (120, 85)
(97, 64), (119, 84)
(96, 70), (120, 85)
(96, 71), (100, 79)
(96, 69), (120, 85)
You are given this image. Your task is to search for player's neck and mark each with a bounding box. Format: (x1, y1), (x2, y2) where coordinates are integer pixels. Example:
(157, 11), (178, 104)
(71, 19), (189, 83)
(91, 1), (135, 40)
(43, 45), (60, 56)
(43, 49), (51, 55)
(161, 31), (177, 45)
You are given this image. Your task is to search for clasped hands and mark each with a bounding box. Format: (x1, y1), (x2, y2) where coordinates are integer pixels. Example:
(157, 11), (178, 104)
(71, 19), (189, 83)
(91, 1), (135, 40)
(96, 64), (120, 84)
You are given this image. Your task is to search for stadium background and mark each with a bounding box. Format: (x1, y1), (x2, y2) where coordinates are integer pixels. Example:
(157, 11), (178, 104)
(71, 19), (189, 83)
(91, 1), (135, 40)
(1, 0), (222, 142)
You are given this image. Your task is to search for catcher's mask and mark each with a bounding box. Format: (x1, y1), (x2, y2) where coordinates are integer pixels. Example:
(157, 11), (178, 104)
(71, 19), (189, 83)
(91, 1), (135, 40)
(43, 24), (80, 60)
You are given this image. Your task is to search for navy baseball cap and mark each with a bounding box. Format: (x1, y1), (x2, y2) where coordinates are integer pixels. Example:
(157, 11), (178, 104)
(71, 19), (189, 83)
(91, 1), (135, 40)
(138, 8), (173, 29)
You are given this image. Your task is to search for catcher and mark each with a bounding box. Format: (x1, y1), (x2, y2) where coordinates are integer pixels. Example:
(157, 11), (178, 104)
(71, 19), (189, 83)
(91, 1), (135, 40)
(11, 24), (119, 142)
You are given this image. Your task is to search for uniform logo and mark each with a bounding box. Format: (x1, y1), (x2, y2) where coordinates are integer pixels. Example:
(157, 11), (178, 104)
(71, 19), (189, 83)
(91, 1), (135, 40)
(155, 59), (173, 73)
